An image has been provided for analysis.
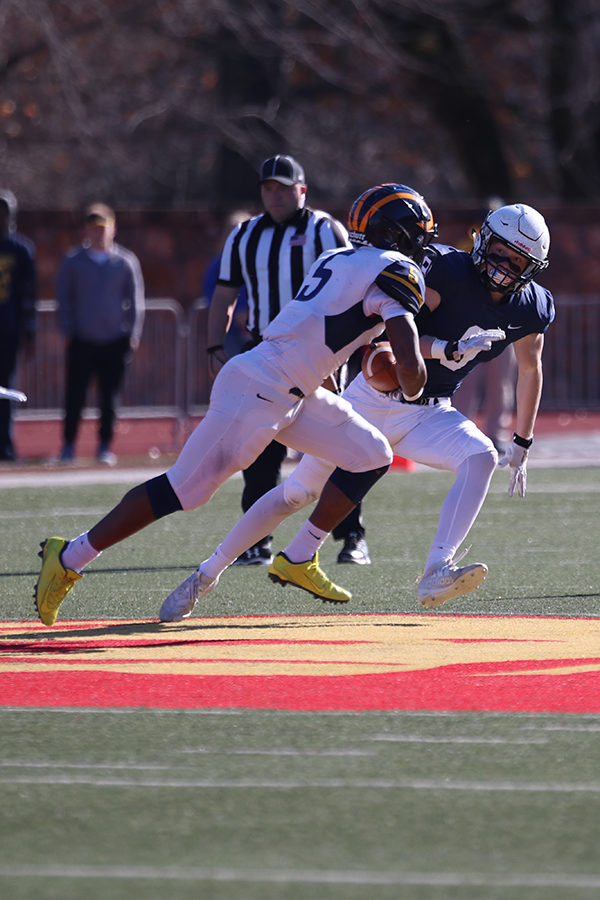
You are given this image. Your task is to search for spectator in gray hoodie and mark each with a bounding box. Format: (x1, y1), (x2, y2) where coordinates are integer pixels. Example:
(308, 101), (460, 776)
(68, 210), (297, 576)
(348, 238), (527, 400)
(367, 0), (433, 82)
(56, 203), (144, 465)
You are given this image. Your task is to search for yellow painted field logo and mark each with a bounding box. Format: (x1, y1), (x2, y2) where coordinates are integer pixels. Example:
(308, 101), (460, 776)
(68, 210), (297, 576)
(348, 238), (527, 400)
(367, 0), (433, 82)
(1, 614), (599, 711)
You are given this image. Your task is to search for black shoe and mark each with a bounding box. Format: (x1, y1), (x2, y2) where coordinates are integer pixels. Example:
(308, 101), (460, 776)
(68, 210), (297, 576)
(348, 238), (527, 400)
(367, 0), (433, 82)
(0, 443), (16, 461)
(337, 532), (371, 565)
(59, 444), (75, 464)
(231, 543), (274, 567)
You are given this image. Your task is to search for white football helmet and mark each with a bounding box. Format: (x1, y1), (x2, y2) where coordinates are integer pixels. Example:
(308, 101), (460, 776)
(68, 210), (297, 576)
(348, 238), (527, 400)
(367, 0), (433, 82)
(471, 203), (550, 294)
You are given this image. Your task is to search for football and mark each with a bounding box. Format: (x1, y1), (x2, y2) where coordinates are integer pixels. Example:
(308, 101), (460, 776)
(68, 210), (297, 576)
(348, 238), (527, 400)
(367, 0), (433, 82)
(361, 341), (400, 392)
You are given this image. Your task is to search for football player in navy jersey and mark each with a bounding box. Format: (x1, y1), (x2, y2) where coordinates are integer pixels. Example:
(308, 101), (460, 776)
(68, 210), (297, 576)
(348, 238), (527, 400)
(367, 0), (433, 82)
(205, 203), (554, 609)
(34, 184), (438, 626)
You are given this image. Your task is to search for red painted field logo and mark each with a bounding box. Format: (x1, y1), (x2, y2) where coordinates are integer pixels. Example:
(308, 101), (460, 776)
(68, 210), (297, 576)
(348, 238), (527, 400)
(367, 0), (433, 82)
(1, 614), (599, 712)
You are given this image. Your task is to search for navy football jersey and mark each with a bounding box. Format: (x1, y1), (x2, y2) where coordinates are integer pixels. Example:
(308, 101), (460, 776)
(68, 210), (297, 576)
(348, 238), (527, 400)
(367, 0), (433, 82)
(418, 244), (555, 398)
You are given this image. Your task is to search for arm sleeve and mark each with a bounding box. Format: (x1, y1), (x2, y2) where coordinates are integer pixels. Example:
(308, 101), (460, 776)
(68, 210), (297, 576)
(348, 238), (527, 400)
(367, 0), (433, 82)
(374, 260), (425, 315)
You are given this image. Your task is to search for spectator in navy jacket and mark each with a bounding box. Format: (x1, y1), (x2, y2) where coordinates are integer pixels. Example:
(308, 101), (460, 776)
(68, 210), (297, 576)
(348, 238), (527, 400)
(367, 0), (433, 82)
(0, 189), (37, 461)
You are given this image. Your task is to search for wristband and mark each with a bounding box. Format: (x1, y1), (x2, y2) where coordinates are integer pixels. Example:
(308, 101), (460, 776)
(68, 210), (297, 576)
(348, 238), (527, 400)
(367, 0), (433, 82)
(430, 338), (459, 361)
(206, 344), (224, 354)
(444, 340), (459, 361)
(513, 432), (533, 449)
(430, 338), (448, 361)
(402, 387), (424, 403)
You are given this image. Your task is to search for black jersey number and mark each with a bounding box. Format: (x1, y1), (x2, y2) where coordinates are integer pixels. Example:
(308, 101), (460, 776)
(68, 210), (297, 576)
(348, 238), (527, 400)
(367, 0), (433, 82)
(295, 249), (355, 302)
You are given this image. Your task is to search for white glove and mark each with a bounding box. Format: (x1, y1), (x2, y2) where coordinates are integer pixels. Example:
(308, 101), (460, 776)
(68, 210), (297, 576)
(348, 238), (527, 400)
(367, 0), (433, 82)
(431, 329), (505, 367)
(0, 387), (27, 402)
(498, 440), (529, 498)
(454, 329), (506, 363)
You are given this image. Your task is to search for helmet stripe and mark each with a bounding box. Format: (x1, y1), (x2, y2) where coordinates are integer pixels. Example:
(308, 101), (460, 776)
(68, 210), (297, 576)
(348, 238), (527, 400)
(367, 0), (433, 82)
(377, 192), (435, 233)
(350, 186), (434, 234)
(349, 186), (383, 231)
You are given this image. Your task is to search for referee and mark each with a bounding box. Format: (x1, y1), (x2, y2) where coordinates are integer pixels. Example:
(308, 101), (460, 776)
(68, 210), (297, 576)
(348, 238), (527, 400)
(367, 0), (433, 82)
(206, 155), (349, 566)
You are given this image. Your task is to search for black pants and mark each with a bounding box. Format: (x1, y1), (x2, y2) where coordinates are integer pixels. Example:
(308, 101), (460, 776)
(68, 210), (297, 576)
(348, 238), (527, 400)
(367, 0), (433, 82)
(241, 439), (288, 543)
(0, 333), (18, 459)
(63, 336), (130, 448)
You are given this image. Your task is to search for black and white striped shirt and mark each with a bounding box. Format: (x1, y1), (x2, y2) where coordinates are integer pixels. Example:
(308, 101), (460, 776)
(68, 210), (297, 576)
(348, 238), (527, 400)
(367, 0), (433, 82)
(217, 207), (349, 341)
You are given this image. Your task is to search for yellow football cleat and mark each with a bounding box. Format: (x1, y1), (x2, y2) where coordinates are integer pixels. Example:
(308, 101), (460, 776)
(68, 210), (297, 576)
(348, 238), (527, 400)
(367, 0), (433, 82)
(268, 551), (351, 604)
(34, 537), (82, 626)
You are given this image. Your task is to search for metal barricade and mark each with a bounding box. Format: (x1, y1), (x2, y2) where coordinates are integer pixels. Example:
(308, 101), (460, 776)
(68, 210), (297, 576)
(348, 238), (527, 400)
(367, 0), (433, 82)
(12, 294), (600, 419)
(186, 298), (211, 417)
(184, 294), (600, 414)
(14, 300), (64, 418)
(14, 298), (187, 421)
(541, 295), (600, 409)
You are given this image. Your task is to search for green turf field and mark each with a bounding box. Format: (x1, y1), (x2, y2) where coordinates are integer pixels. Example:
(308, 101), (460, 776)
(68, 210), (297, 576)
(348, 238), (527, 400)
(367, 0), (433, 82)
(1, 466), (600, 898)
(3, 466), (600, 621)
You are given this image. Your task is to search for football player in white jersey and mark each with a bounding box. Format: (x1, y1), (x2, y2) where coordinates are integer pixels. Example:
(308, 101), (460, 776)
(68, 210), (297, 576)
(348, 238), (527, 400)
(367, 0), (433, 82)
(206, 203), (554, 610)
(34, 184), (438, 626)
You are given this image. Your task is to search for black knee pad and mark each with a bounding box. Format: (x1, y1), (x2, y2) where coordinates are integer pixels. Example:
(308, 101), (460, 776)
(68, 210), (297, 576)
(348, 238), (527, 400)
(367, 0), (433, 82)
(145, 473), (183, 519)
(328, 464), (390, 506)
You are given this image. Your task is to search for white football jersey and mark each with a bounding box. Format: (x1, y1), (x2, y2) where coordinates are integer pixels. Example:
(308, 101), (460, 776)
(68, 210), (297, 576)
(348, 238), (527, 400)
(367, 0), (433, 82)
(256, 245), (424, 395)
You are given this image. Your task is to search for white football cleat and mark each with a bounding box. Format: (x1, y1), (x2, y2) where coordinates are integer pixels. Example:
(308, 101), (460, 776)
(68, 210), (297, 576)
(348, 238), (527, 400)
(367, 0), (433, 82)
(417, 558), (488, 609)
(159, 569), (219, 622)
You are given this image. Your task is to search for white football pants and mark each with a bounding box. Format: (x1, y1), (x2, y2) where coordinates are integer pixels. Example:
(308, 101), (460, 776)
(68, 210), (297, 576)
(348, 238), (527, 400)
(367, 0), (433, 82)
(212, 373), (497, 571)
(167, 354), (392, 511)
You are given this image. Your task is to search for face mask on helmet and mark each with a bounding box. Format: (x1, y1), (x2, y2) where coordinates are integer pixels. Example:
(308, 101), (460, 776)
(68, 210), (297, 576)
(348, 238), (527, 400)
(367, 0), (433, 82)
(471, 203), (550, 294)
(348, 184), (438, 262)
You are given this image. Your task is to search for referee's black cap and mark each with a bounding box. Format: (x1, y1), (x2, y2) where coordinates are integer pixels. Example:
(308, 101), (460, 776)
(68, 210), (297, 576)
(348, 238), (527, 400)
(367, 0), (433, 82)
(259, 155), (305, 186)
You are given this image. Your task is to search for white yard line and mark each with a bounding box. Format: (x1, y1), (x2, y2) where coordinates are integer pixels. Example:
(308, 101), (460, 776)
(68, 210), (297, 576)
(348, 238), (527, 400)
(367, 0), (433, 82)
(0, 468), (168, 489)
(0, 760), (175, 770)
(2, 431), (600, 491)
(179, 748), (375, 756)
(367, 734), (548, 744)
(522, 723), (600, 732)
(0, 775), (599, 791)
(0, 509), (114, 518)
(0, 864), (598, 887)
(3, 707), (600, 719)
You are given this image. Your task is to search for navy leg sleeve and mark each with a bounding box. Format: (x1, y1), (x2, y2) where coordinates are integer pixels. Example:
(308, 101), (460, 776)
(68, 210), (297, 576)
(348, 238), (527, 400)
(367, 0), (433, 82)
(145, 473), (183, 519)
(327, 465), (390, 506)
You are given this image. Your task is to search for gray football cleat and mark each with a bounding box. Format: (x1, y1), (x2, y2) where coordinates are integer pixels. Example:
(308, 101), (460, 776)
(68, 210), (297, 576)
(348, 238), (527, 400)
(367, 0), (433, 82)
(417, 559), (488, 609)
(159, 569), (219, 622)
